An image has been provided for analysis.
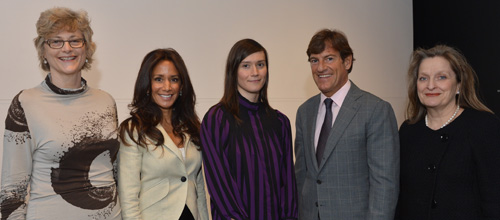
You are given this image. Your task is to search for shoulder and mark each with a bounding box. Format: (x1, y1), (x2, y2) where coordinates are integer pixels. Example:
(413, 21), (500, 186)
(7, 87), (43, 119)
(201, 103), (231, 127)
(461, 108), (500, 129)
(275, 109), (290, 120)
(87, 87), (116, 104)
(399, 120), (411, 131)
(119, 118), (134, 132)
(203, 103), (225, 119)
(5, 91), (29, 132)
(15, 83), (46, 102)
(351, 87), (387, 106)
(398, 120), (429, 147)
(274, 109), (291, 125)
(8, 90), (24, 105)
(399, 120), (421, 135)
(297, 94), (320, 113)
(463, 108), (498, 119)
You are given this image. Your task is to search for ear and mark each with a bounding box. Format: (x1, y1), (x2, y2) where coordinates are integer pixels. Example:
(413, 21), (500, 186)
(343, 55), (353, 70)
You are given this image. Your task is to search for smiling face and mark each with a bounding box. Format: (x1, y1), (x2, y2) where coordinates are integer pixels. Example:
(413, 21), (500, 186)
(237, 51), (267, 102)
(309, 46), (352, 97)
(151, 60), (181, 114)
(43, 30), (87, 79)
(417, 56), (460, 111)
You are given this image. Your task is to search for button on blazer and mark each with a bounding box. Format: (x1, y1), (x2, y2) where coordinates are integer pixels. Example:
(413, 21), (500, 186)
(118, 124), (208, 220)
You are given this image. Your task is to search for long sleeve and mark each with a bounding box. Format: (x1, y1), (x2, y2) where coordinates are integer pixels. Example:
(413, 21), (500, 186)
(277, 112), (298, 219)
(293, 108), (306, 200)
(365, 100), (400, 220)
(1, 92), (34, 220)
(200, 107), (249, 220)
(2, 80), (121, 219)
(117, 133), (144, 220)
(471, 114), (500, 219)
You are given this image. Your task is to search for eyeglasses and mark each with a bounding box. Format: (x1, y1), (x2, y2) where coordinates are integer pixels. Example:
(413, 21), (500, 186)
(45, 39), (85, 49)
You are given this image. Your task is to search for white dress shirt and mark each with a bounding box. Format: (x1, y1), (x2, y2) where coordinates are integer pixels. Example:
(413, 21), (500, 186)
(314, 80), (351, 150)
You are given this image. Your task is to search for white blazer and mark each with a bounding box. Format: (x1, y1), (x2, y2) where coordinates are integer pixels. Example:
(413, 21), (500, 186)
(118, 124), (209, 220)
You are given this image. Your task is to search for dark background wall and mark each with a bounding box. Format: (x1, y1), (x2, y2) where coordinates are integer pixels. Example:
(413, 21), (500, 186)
(413, 0), (500, 115)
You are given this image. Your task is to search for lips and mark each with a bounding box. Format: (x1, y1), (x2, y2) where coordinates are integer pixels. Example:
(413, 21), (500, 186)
(425, 93), (440, 97)
(318, 74), (332, 78)
(159, 94), (173, 98)
(59, 56), (77, 61)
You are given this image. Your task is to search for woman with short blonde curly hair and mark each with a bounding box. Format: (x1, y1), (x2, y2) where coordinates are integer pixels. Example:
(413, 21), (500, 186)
(1, 7), (121, 219)
(33, 7), (96, 72)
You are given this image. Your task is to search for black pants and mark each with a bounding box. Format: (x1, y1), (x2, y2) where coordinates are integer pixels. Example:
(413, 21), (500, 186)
(179, 204), (195, 220)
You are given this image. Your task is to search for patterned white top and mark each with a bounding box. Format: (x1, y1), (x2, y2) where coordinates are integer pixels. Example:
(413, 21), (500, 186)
(1, 75), (122, 220)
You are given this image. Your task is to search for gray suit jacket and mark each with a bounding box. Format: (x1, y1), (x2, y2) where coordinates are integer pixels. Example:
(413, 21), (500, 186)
(295, 82), (399, 220)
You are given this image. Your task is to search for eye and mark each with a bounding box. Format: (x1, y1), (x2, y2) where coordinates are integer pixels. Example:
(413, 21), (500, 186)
(418, 76), (427, 81)
(49, 40), (63, 47)
(326, 57), (334, 62)
(153, 77), (163, 82)
(257, 62), (266, 68)
(241, 64), (250, 69)
(171, 77), (180, 83)
(437, 75), (447, 80)
(309, 58), (318, 64)
(69, 39), (84, 47)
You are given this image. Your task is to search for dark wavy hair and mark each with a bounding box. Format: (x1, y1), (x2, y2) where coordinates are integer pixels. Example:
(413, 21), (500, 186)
(119, 48), (201, 150)
(219, 39), (272, 123)
(306, 28), (355, 73)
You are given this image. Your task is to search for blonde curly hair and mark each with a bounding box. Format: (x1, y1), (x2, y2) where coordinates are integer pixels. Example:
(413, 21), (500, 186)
(33, 7), (96, 72)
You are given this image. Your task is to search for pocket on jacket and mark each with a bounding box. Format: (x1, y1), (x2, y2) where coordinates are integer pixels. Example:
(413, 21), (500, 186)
(139, 178), (170, 211)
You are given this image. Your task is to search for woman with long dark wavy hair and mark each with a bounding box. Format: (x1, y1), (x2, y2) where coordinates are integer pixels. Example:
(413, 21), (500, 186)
(118, 48), (208, 220)
(200, 39), (298, 220)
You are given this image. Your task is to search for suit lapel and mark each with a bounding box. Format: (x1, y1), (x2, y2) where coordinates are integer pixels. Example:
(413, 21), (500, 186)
(157, 124), (184, 162)
(318, 82), (363, 170)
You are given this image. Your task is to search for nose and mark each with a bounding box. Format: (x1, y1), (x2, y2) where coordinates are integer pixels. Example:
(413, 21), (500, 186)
(162, 80), (172, 91)
(316, 60), (326, 72)
(61, 41), (73, 52)
(427, 78), (435, 90)
(250, 65), (259, 76)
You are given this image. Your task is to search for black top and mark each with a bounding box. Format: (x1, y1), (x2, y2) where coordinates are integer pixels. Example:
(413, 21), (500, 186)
(397, 108), (500, 220)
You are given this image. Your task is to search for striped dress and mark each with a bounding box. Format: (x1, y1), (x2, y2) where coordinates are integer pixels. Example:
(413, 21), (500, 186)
(200, 94), (298, 220)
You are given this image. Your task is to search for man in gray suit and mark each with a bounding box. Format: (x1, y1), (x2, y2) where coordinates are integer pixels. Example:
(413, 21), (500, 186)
(295, 29), (399, 220)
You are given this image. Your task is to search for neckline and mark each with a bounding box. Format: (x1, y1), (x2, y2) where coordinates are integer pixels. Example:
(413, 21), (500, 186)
(424, 107), (466, 131)
(238, 92), (260, 111)
(425, 105), (460, 129)
(45, 73), (87, 95)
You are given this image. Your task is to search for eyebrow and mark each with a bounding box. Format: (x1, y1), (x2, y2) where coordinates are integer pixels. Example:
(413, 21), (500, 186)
(49, 35), (83, 39)
(241, 60), (266, 63)
(310, 53), (337, 59)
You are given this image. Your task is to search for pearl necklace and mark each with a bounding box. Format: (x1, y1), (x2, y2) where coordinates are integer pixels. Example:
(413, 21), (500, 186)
(425, 105), (460, 129)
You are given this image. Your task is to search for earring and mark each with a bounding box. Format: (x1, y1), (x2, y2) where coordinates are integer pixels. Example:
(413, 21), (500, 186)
(179, 91), (182, 96)
(85, 59), (88, 63)
(456, 90), (460, 94)
(43, 59), (48, 64)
